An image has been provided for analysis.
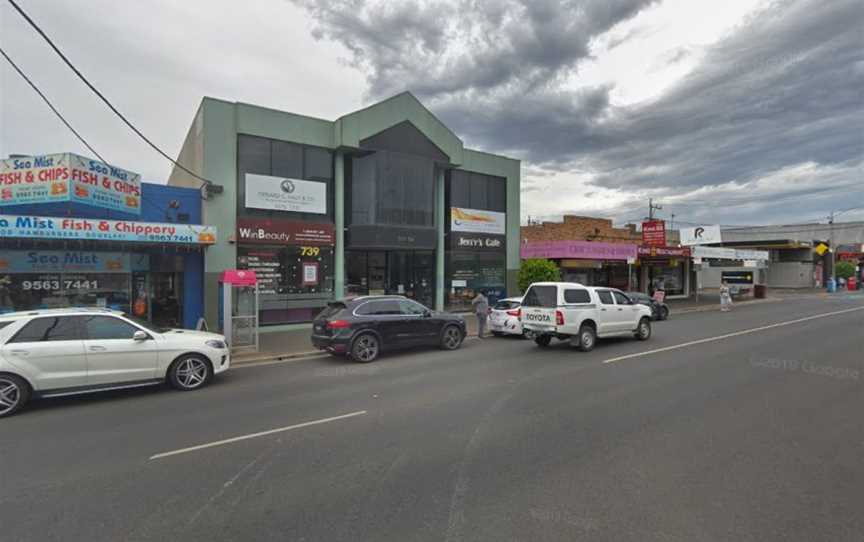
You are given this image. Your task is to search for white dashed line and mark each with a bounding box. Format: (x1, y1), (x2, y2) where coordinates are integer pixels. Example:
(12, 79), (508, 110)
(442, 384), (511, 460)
(603, 306), (864, 364)
(149, 410), (368, 460)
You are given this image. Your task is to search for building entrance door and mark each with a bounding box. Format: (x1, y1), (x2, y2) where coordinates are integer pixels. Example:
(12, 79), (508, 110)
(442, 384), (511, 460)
(346, 250), (436, 308)
(150, 272), (182, 328)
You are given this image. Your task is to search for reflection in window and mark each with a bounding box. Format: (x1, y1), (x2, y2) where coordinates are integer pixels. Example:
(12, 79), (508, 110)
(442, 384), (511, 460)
(84, 316), (139, 340)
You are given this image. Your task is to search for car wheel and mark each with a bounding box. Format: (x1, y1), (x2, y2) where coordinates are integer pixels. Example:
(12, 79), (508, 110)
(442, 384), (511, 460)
(440, 325), (464, 350)
(660, 306), (670, 320)
(351, 333), (380, 363)
(577, 325), (596, 352)
(0, 374), (30, 418)
(168, 355), (213, 391)
(534, 334), (552, 347)
(635, 318), (652, 341)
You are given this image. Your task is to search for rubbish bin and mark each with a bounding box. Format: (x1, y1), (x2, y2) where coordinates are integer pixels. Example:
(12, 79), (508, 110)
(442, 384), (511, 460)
(847, 277), (858, 291)
(754, 284), (767, 299)
(826, 278), (836, 293)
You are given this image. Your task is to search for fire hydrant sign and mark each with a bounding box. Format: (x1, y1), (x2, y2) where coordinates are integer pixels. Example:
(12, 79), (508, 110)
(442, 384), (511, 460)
(0, 153), (141, 214)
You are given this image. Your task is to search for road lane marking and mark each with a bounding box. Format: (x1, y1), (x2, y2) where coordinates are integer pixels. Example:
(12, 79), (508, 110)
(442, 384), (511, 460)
(603, 306), (864, 365)
(149, 410), (367, 460)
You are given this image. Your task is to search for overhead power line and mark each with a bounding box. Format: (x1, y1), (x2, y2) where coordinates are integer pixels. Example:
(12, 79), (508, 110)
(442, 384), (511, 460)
(0, 45), (108, 164)
(1, 46), (188, 220)
(6, 0), (213, 191)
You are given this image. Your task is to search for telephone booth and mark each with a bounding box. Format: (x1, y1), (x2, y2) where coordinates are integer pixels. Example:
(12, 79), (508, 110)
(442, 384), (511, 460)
(219, 269), (259, 352)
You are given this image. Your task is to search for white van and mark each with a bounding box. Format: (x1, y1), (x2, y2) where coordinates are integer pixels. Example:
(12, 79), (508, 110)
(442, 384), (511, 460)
(520, 282), (654, 351)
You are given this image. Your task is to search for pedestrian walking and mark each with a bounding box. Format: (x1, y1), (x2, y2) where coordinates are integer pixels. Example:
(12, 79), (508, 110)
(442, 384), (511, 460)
(471, 289), (489, 338)
(719, 281), (733, 312)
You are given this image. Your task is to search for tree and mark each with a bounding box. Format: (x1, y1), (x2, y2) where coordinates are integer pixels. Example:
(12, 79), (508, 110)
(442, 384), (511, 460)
(518, 258), (560, 293)
(835, 260), (855, 280)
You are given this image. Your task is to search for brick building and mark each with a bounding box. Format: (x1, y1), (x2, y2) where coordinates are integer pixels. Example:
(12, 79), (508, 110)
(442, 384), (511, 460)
(522, 215), (640, 243)
(521, 215), (690, 297)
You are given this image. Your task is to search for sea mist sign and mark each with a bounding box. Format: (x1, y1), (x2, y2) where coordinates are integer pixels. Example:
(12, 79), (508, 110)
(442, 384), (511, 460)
(0, 153), (141, 214)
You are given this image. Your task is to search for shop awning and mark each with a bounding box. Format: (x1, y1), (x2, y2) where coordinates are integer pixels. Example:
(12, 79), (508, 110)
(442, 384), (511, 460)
(692, 246), (769, 261)
(0, 214), (216, 245)
(521, 240), (637, 261)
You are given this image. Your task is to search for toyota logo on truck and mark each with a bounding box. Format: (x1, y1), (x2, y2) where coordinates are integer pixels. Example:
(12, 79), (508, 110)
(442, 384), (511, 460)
(524, 312), (552, 322)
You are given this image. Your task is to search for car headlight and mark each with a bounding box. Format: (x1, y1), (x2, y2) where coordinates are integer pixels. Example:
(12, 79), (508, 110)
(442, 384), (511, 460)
(205, 339), (227, 349)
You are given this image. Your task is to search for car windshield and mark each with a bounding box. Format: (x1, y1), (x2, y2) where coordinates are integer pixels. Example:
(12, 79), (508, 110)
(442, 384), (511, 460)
(121, 313), (169, 334)
(493, 300), (519, 310)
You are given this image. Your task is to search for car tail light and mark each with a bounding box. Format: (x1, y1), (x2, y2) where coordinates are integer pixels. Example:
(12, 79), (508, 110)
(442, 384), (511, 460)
(327, 319), (351, 329)
(555, 310), (564, 326)
(507, 308), (520, 318)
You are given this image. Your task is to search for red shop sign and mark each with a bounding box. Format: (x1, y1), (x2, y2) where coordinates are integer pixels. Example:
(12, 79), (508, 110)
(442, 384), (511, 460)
(237, 217), (335, 246)
(641, 220), (667, 247)
(637, 245), (691, 257)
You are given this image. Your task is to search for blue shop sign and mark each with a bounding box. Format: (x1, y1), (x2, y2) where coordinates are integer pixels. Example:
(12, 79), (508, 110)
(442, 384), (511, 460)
(0, 250), (149, 274)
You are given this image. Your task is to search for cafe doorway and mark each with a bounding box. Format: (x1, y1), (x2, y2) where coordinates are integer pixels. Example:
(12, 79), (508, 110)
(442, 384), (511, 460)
(346, 250), (435, 308)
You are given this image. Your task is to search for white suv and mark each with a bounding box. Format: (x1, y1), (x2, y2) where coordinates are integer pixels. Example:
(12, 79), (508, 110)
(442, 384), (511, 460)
(520, 282), (653, 351)
(0, 308), (230, 418)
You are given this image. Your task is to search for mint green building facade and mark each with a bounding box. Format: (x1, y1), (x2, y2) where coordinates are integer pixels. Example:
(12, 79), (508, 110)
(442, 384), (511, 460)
(170, 92), (520, 331)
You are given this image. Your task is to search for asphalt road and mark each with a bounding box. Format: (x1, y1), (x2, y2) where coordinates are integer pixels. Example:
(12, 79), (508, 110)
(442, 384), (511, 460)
(1, 293), (863, 542)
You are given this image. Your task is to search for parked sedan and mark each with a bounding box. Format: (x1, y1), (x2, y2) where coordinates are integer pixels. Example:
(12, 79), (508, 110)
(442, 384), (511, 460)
(311, 295), (466, 362)
(489, 297), (524, 337)
(625, 291), (669, 321)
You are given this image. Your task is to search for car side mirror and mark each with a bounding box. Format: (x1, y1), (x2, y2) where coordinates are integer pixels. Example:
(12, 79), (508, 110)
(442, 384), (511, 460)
(133, 330), (149, 341)
(423, 309), (432, 318)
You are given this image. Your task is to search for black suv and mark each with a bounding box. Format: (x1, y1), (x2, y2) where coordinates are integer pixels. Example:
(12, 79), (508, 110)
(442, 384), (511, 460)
(311, 296), (466, 362)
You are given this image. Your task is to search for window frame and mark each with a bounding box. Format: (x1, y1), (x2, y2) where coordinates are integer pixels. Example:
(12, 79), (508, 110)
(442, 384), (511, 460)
(8, 315), (84, 344)
(398, 299), (428, 316)
(612, 291), (633, 305)
(563, 289), (591, 304)
(81, 315), (147, 341)
(596, 290), (615, 305)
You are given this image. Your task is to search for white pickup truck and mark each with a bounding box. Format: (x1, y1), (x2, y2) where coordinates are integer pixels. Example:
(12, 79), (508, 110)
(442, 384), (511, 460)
(520, 282), (654, 351)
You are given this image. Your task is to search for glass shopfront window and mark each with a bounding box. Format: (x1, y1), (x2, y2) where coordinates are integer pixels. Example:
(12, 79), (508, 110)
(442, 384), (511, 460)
(0, 250), (151, 314)
(237, 245), (334, 325)
(644, 261), (686, 296)
(447, 251), (506, 311)
(345, 250), (435, 308)
(0, 273), (131, 313)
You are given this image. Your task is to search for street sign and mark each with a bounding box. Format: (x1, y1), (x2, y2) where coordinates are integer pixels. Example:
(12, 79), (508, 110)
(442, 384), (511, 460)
(680, 224), (722, 246)
(815, 243), (829, 256)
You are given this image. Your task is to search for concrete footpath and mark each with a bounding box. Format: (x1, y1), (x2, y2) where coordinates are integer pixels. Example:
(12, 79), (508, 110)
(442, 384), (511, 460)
(231, 289), (831, 364)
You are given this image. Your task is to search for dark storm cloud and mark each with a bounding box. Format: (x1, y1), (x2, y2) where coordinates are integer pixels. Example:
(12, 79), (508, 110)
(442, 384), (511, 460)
(295, 0), (863, 223)
(296, 0), (658, 97)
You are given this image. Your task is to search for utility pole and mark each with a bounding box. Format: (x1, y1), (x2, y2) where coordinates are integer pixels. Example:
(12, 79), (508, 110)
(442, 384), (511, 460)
(829, 211), (835, 282)
(648, 198), (663, 220)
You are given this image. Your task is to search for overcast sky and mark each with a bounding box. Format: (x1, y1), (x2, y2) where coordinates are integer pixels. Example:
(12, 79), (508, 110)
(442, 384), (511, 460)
(1, 0), (862, 226)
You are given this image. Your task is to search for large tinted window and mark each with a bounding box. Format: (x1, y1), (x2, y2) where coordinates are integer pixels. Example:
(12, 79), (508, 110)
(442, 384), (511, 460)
(564, 289), (591, 303)
(237, 134), (333, 221)
(10, 316), (81, 343)
(597, 291), (614, 305)
(522, 286), (557, 308)
(449, 170), (506, 213)
(83, 316), (140, 340)
(351, 151), (434, 227)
